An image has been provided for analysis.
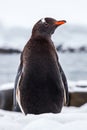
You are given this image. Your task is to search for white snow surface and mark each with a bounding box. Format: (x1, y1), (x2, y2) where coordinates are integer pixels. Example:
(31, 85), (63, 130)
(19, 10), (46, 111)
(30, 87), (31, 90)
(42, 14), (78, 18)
(0, 104), (87, 130)
(0, 81), (87, 129)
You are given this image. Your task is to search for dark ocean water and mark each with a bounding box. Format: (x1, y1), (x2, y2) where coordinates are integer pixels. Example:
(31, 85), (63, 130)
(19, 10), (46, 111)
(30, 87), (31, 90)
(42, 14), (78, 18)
(59, 52), (87, 81)
(0, 54), (20, 85)
(0, 53), (87, 85)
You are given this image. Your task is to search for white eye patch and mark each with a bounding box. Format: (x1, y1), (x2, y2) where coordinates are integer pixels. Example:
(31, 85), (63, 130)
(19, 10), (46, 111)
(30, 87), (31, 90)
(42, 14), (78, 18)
(41, 18), (45, 23)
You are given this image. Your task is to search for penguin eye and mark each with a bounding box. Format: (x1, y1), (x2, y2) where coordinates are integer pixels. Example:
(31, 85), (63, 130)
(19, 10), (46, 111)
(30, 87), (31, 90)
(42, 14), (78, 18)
(44, 22), (49, 27)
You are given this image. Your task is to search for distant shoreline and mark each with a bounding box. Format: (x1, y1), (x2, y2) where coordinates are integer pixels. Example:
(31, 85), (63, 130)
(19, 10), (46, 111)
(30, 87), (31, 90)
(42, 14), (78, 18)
(0, 48), (21, 54)
(56, 45), (87, 53)
(0, 45), (87, 54)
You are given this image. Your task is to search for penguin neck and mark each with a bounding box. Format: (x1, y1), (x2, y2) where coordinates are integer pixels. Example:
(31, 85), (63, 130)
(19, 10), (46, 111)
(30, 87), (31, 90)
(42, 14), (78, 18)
(31, 33), (52, 43)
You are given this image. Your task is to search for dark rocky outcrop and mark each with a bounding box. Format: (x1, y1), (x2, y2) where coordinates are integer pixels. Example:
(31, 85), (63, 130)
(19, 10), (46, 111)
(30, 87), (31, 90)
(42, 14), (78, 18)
(0, 48), (21, 54)
(78, 46), (87, 52)
(67, 47), (76, 53)
(0, 88), (21, 112)
(56, 44), (63, 52)
(0, 89), (13, 111)
(68, 92), (87, 107)
(56, 45), (87, 53)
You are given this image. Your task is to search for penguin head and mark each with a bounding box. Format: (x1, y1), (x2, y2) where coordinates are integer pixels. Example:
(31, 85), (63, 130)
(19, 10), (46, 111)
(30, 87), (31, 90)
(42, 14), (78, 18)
(32, 17), (66, 37)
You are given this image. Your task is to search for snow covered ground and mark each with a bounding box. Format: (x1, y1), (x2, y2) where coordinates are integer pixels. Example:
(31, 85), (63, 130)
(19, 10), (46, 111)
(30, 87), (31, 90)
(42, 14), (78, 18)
(0, 81), (87, 130)
(0, 104), (87, 130)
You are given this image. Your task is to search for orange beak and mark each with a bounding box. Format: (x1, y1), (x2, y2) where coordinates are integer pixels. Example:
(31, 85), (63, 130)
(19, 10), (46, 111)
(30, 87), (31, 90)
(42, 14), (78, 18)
(55, 20), (66, 26)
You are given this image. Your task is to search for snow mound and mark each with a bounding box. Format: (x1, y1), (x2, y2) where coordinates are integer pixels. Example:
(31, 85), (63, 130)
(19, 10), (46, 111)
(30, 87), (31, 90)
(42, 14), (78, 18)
(68, 80), (87, 92)
(0, 104), (87, 130)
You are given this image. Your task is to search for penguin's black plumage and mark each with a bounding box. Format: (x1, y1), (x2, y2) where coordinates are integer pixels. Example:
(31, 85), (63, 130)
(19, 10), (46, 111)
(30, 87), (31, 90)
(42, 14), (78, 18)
(14, 17), (69, 114)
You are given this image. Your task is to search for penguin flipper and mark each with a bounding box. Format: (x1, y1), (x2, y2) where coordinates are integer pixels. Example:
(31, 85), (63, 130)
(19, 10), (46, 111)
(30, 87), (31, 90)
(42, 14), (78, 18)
(58, 62), (69, 105)
(13, 62), (23, 111)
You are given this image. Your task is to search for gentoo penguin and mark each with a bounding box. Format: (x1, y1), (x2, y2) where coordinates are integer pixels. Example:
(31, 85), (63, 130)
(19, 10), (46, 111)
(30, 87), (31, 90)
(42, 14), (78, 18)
(14, 17), (69, 114)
